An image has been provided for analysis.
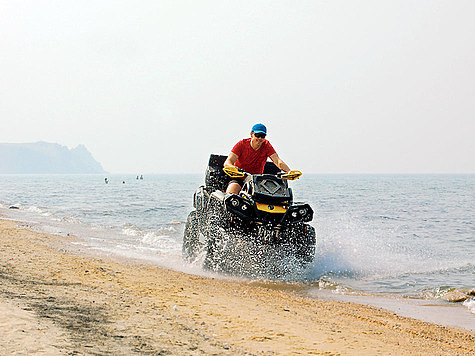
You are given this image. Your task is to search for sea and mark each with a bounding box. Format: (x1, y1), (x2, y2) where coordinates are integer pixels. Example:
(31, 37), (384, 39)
(1, 173), (474, 330)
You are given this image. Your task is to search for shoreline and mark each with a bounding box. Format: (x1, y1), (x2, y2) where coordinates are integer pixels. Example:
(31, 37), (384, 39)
(3, 209), (473, 333)
(243, 278), (475, 333)
(313, 290), (475, 333)
(1, 218), (474, 354)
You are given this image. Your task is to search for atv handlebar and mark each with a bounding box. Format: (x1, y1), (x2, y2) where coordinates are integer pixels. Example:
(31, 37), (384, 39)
(281, 170), (302, 180)
(223, 166), (302, 180)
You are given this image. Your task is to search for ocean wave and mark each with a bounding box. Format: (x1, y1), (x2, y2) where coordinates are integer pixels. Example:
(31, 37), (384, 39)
(142, 232), (168, 245)
(409, 263), (475, 279)
(316, 278), (355, 294)
(378, 215), (399, 220)
(160, 226), (177, 233)
(462, 298), (475, 314)
(141, 227), (177, 246)
(121, 223), (142, 236)
(144, 207), (167, 213)
(60, 216), (82, 224)
(418, 285), (475, 300)
(27, 205), (52, 216)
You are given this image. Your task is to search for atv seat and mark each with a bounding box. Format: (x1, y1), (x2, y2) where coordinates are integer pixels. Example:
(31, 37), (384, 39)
(205, 154), (281, 191)
(205, 154), (229, 191)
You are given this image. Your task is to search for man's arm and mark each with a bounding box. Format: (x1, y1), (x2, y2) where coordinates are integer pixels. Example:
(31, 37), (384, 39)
(270, 153), (290, 173)
(224, 152), (239, 168)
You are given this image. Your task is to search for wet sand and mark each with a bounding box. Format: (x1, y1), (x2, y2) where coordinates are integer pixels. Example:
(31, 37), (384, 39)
(1, 219), (473, 355)
(314, 291), (475, 333)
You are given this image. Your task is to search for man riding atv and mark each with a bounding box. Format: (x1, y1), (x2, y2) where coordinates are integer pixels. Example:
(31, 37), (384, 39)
(182, 123), (315, 276)
(224, 123), (292, 194)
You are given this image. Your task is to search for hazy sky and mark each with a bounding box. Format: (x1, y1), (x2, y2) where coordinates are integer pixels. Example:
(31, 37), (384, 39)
(1, 1), (474, 174)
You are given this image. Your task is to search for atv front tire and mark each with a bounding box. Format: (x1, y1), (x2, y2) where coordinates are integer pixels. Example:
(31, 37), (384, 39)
(203, 214), (226, 272)
(295, 225), (316, 266)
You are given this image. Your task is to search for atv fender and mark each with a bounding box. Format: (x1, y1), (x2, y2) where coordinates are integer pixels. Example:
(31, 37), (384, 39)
(193, 186), (209, 211)
(210, 190), (226, 202)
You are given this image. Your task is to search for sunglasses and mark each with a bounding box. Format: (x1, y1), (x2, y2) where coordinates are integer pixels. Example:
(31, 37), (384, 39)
(254, 133), (266, 138)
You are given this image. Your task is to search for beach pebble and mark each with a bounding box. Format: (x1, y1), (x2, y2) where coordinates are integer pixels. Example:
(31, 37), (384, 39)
(442, 291), (469, 302)
(468, 289), (475, 296)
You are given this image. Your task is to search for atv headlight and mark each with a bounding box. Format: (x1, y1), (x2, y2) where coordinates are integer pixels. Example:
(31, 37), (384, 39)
(283, 204), (313, 224)
(225, 195), (254, 220)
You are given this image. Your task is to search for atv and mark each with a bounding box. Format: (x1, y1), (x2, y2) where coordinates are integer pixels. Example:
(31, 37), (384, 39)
(183, 154), (316, 276)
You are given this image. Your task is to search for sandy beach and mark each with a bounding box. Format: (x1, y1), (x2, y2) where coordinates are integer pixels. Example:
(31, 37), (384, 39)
(0, 219), (473, 355)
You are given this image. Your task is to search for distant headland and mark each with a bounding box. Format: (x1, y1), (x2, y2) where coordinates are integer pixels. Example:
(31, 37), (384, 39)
(0, 142), (106, 174)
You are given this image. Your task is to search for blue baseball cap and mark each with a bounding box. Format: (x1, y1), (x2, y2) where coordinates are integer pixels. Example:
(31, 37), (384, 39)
(251, 123), (267, 135)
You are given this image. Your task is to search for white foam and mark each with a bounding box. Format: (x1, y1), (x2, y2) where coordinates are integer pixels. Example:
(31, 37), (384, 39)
(142, 232), (169, 245)
(462, 297), (475, 314)
(27, 206), (51, 216)
(121, 224), (141, 236)
(161, 226), (177, 233)
(60, 216), (81, 224)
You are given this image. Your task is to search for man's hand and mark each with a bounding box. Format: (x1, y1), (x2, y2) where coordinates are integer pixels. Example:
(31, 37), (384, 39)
(223, 166), (246, 178)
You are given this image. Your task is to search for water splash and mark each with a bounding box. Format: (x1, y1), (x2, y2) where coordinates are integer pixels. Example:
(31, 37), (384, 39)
(306, 212), (473, 296)
(463, 298), (475, 314)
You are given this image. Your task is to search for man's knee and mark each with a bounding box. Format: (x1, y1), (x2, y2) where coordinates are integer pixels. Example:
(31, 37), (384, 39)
(226, 181), (241, 194)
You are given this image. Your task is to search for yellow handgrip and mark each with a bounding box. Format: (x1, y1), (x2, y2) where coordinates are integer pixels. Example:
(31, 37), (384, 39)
(223, 166), (246, 178)
(282, 170), (302, 180)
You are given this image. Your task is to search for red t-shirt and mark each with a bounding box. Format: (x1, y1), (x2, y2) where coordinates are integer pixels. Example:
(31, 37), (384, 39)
(231, 138), (276, 174)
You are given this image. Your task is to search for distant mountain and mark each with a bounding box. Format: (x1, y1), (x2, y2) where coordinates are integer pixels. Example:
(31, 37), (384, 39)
(0, 142), (106, 174)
